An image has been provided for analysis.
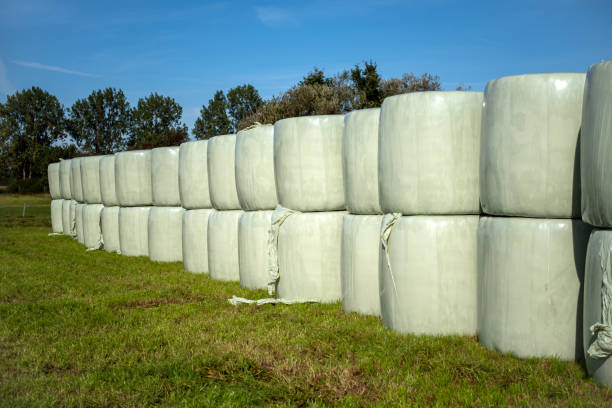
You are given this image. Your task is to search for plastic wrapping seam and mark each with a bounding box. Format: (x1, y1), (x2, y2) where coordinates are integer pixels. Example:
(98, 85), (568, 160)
(588, 243), (612, 359)
(228, 295), (318, 306)
(381, 213), (402, 298)
(85, 216), (104, 252)
(48, 233), (62, 236)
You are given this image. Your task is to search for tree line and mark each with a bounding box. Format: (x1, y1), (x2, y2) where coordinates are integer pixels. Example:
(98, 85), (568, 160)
(0, 61), (449, 192)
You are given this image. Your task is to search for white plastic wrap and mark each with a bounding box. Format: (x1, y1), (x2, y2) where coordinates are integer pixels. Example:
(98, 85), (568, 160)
(235, 124), (278, 210)
(481, 73), (585, 218)
(207, 210), (243, 281)
(99, 155), (118, 207)
(182, 209), (214, 273)
(48, 163), (61, 199)
(50, 199), (63, 234)
(62, 200), (72, 236)
(179, 140), (211, 209)
(380, 215), (479, 335)
(70, 158), (84, 202)
(478, 216), (591, 360)
(101, 206), (120, 253)
(119, 207), (151, 256)
(581, 62), (612, 228)
(81, 156), (103, 204)
(341, 214), (382, 316)
(343, 109), (381, 215)
(207, 135), (241, 210)
(379, 92), (482, 215)
(148, 206), (184, 262)
(583, 229), (612, 388)
(75, 203), (85, 245)
(115, 150), (152, 207)
(69, 200), (77, 237)
(238, 210), (273, 289)
(59, 159), (72, 199)
(151, 146), (180, 206)
(83, 204), (104, 250)
(274, 115), (345, 212)
(276, 211), (345, 302)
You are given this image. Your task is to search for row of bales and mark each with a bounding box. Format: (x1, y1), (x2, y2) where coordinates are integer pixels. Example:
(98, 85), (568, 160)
(47, 61), (612, 388)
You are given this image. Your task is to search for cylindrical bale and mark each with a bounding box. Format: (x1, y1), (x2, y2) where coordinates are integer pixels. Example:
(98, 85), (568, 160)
(207, 210), (243, 281)
(115, 150), (152, 206)
(179, 140), (211, 209)
(75, 203), (85, 245)
(478, 216), (592, 360)
(119, 207), (151, 256)
(69, 200), (77, 237)
(99, 155), (118, 206)
(50, 199), (63, 234)
(235, 125), (278, 210)
(581, 62), (612, 228)
(83, 204), (104, 250)
(182, 209), (214, 273)
(70, 158), (84, 202)
(152, 146), (180, 206)
(341, 214), (383, 316)
(81, 156), (103, 204)
(238, 210), (273, 289)
(101, 206), (120, 253)
(481, 73), (585, 218)
(59, 159), (72, 199)
(379, 92), (483, 215)
(583, 230), (612, 388)
(207, 135), (240, 210)
(48, 163), (61, 199)
(62, 200), (72, 236)
(276, 211), (345, 302)
(343, 109), (381, 215)
(380, 215), (479, 335)
(148, 207), (184, 262)
(274, 115), (345, 212)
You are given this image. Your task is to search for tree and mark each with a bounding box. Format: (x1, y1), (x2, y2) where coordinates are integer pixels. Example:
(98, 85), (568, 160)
(193, 90), (232, 140)
(129, 93), (188, 149)
(68, 88), (131, 154)
(299, 67), (333, 87)
(226, 85), (263, 130)
(380, 72), (441, 98)
(351, 60), (383, 108)
(0, 87), (66, 180)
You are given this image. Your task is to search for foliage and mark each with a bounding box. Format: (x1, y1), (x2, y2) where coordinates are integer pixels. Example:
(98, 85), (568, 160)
(351, 60), (384, 108)
(128, 93), (188, 149)
(227, 84), (263, 130)
(380, 72), (441, 98)
(68, 88), (131, 154)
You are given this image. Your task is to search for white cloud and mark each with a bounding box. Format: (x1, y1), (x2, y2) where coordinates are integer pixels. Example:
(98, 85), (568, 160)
(0, 58), (15, 96)
(255, 6), (298, 26)
(11, 60), (98, 77)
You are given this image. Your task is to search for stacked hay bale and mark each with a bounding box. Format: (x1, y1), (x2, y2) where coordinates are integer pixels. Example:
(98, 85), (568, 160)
(478, 73), (589, 360)
(47, 162), (63, 234)
(378, 91), (483, 336)
(235, 124), (278, 289)
(341, 109), (382, 316)
(149, 147), (184, 262)
(580, 61), (612, 387)
(59, 159), (75, 237)
(207, 135), (243, 281)
(99, 155), (121, 253)
(80, 156), (104, 250)
(115, 150), (152, 257)
(271, 115), (346, 302)
(179, 140), (213, 274)
(70, 158), (86, 245)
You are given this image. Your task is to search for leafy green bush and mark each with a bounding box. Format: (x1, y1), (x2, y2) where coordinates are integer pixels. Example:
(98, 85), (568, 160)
(7, 178), (48, 194)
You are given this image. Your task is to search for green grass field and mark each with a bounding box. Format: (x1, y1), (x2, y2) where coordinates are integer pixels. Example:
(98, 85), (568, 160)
(0, 194), (610, 406)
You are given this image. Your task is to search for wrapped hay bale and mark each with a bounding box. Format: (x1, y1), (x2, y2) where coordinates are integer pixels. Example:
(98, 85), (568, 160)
(207, 210), (243, 281)
(99, 155), (118, 206)
(48, 162), (61, 199)
(148, 207), (184, 262)
(151, 146), (180, 206)
(235, 124), (278, 210)
(238, 210), (273, 289)
(478, 216), (591, 360)
(207, 135), (240, 210)
(59, 159), (72, 199)
(50, 199), (63, 234)
(182, 209), (214, 273)
(179, 140), (211, 209)
(83, 204), (104, 250)
(341, 214), (383, 316)
(70, 158), (84, 202)
(343, 109), (381, 215)
(380, 215), (479, 335)
(119, 207), (151, 256)
(81, 156), (103, 204)
(62, 200), (73, 236)
(274, 115), (345, 212)
(101, 206), (120, 253)
(115, 150), (152, 206)
(481, 73), (585, 218)
(379, 92), (482, 215)
(69, 200), (77, 237)
(581, 62), (612, 227)
(75, 203), (85, 245)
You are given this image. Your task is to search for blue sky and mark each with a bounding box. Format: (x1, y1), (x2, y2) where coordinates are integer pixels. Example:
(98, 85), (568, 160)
(1, 0), (611, 136)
